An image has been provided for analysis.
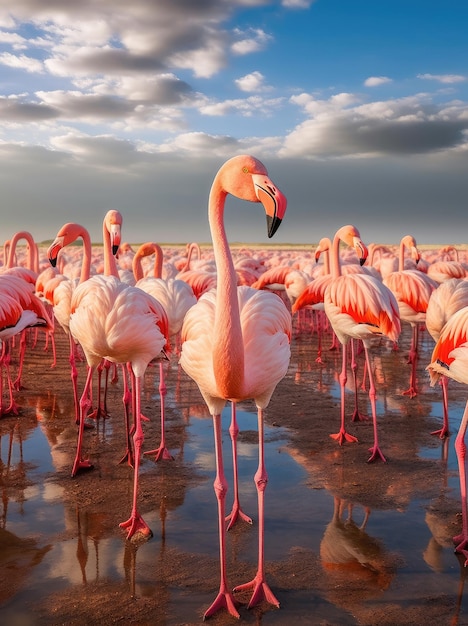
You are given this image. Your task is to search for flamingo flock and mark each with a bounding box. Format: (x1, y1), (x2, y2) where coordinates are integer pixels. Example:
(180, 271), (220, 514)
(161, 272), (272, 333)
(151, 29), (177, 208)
(3, 154), (468, 620)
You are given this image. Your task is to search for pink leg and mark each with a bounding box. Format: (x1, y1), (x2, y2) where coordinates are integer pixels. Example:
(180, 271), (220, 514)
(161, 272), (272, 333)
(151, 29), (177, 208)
(13, 329), (28, 391)
(225, 402), (253, 530)
(403, 325), (419, 397)
(431, 376), (450, 438)
(119, 364), (134, 467)
(72, 365), (95, 477)
(364, 346), (386, 463)
(69, 334), (80, 425)
(453, 400), (468, 563)
(351, 340), (368, 422)
(330, 343), (358, 444)
(233, 408), (279, 610)
(203, 413), (239, 620)
(144, 362), (173, 461)
(119, 373), (152, 540)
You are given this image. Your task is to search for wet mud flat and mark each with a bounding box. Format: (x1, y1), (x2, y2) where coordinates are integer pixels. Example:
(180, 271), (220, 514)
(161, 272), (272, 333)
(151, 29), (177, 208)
(1, 319), (468, 625)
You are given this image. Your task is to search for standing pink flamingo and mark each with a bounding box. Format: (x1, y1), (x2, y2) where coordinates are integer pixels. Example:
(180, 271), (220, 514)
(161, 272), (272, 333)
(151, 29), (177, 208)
(132, 241), (196, 460)
(383, 235), (438, 397)
(425, 278), (468, 438)
(180, 155), (290, 619)
(47, 223), (93, 426)
(323, 225), (401, 462)
(51, 211), (169, 540)
(427, 305), (468, 563)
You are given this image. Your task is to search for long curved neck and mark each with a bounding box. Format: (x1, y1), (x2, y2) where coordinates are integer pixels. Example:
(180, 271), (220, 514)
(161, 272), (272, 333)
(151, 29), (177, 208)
(7, 231), (36, 270)
(398, 239), (406, 271)
(78, 229), (92, 283)
(133, 244), (163, 280)
(103, 221), (119, 277)
(209, 178), (244, 398)
(330, 235), (343, 279)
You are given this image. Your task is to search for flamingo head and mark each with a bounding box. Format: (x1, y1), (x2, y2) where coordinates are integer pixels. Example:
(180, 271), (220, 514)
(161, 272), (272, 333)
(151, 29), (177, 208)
(401, 234), (420, 264)
(336, 224), (369, 266)
(314, 237), (332, 263)
(104, 210), (122, 255)
(47, 222), (87, 267)
(215, 155), (287, 238)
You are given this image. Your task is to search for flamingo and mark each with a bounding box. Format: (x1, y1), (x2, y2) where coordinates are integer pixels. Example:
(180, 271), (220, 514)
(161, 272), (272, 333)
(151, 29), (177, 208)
(51, 211), (169, 540)
(132, 241), (196, 461)
(427, 305), (468, 563)
(383, 235), (438, 398)
(179, 154), (290, 619)
(425, 278), (468, 438)
(323, 225), (401, 462)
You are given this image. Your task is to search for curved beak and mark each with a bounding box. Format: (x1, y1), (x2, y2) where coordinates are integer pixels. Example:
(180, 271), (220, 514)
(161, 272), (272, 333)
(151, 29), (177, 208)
(252, 174), (287, 238)
(109, 224), (121, 256)
(47, 236), (64, 268)
(352, 237), (369, 266)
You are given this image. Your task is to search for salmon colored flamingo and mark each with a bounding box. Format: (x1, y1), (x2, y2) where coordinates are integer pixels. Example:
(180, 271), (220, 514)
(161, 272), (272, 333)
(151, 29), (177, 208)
(132, 241), (196, 461)
(383, 235), (438, 398)
(51, 211), (169, 540)
(180, 155), (290, 619)
(2, 230), (40, 284)
(323, 225), (401, 462)
(426, 279), (468, 438)
(427, 305), (468, 563)
(0, 289), (51, 416)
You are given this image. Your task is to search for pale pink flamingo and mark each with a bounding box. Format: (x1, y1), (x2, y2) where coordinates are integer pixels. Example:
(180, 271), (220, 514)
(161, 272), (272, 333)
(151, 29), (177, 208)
(383, 235), (438, 397)
(52, 211), (169, 540)
(133, 241), (196, 461)
(47, 222), (94, 425)
(323, 225), (401, 462)
(425, 278), (468, 438)
(427, 305), (468, 563)
(180, 155), (290, 619)
(2, 230), (39, 284)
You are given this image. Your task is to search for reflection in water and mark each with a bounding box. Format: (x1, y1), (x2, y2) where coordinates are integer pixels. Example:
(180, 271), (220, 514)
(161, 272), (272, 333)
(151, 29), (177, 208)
(320, 497), (396, 600)
(3, 323), (468, 623)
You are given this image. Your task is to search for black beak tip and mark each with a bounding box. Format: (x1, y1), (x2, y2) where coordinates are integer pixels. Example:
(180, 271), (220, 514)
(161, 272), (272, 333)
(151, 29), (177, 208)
(359, 258), (366, 267)
(267, 215), (282, 239)
(49, 257), (57, 268)
(112, 244), (119, 256)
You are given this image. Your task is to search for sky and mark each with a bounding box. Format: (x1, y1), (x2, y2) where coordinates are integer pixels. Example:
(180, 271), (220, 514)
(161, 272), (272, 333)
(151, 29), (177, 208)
(0, 0), (467, 247)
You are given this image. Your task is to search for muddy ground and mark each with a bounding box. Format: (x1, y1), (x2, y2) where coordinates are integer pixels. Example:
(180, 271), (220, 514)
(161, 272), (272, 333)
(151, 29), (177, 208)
(1, 314), (466, 625)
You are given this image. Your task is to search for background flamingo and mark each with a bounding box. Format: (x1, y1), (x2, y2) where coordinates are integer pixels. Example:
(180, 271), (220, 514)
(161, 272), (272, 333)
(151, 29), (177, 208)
(323, 225), (401, 462)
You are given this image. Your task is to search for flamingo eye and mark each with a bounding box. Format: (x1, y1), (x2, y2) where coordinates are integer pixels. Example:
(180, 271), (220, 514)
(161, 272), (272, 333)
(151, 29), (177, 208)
(242, 167), (249, 173)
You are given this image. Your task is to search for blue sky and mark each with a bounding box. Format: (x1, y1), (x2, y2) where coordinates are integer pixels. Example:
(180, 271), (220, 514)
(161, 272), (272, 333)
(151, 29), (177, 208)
(0, 0), (467, 247)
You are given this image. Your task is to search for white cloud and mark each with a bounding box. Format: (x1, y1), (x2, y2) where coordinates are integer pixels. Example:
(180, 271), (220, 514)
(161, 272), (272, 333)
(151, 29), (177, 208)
(282, 92), (468, 158)
(0, 51), (44, 73)
(231, 28), (273, 55)
(364, 76), (393, 87)
(234, 71), (271, 93)
(417, 73), (466, 84)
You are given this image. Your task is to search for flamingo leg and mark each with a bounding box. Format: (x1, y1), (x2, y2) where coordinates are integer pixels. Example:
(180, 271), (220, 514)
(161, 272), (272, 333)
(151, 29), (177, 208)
(69, 334), (80, 425)
(119, 364), (134, 467)
(233, 408), (279, 609)
(403, 324), (419, 397)
(330, 343), (358, 444)
(225, 402), (253, 530)
(144, 361), (173, 461)
(119, 373), (152, 540)
(351, 339), (368, 422)
(364, 345), (387, 463)
(204, 413), (239, 620)
(453, 400), (468, 564)
(72, 365), (95, 476)
(432, 375), (450, 439)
